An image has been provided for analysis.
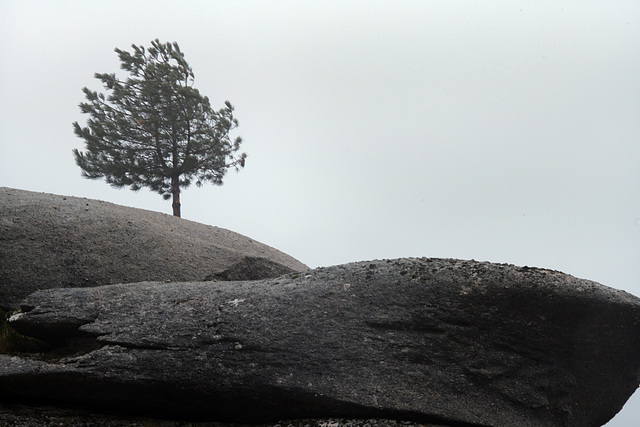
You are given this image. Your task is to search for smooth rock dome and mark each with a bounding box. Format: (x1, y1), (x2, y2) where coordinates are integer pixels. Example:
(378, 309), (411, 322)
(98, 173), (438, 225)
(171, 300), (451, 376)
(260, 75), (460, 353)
(0, 187), (308, 309)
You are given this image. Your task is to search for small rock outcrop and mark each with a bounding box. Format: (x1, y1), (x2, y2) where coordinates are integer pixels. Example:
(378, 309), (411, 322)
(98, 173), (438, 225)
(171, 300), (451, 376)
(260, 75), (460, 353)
(0, 187), (308, 309)
(3, 258), (640, 426)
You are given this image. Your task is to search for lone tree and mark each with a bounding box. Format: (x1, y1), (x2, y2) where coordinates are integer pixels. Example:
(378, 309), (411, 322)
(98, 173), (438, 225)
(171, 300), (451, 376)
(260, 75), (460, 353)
(73, 39), (246, 217)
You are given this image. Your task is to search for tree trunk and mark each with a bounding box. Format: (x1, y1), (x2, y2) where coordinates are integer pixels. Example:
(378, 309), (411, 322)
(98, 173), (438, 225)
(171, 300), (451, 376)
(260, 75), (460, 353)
(171, 175), (181, 217)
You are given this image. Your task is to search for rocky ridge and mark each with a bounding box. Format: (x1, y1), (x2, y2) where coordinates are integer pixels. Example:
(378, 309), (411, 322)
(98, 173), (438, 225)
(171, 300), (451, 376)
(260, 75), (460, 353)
(0, 187), (308, 309)
(3, 258), (640, 427)
(2, 188), (639, 426)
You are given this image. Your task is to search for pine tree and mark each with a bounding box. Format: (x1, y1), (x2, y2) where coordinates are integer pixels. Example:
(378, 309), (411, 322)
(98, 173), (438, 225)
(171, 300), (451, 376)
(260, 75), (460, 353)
(73, 39), (246, 217)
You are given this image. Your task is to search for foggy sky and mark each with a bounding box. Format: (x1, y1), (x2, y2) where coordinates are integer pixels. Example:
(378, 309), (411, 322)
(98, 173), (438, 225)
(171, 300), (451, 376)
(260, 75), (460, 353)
(1, 2), (639, 425)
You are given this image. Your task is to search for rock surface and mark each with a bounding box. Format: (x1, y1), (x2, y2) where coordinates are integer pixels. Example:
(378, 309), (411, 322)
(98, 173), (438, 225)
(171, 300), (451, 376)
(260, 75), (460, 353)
(0, 187), (308, 309)
(3, 258), (640, 427)
(0, 403), (449, 427)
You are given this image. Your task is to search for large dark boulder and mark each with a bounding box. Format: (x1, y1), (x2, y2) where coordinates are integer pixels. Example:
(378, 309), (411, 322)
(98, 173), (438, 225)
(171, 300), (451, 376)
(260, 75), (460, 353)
(3, 258), (640, 426)
(0, 187), (308, 309)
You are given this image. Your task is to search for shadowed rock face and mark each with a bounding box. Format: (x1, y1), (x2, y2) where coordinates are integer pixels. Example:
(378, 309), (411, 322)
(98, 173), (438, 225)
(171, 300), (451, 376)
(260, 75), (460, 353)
(0, 187), (308, 309)
(0, 404), (450, 427)
(3, 258), (640, 427)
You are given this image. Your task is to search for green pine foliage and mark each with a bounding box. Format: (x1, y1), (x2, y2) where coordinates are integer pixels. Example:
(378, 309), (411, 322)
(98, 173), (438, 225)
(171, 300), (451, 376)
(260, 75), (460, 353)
(73, 39), (246, 217)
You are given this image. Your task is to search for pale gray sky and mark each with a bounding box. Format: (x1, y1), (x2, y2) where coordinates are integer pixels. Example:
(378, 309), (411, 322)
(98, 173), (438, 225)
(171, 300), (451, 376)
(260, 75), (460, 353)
(1, 1), (639, 424)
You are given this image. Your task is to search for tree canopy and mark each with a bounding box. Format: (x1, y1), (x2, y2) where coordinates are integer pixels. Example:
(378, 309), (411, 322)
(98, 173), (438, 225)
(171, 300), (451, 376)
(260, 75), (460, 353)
(73, 39), (246, 217)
